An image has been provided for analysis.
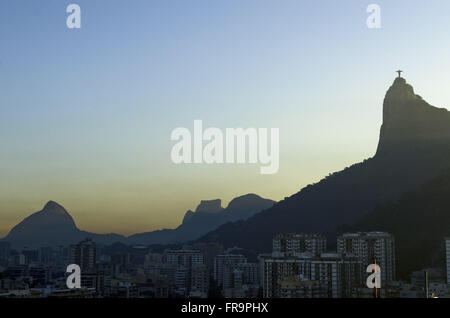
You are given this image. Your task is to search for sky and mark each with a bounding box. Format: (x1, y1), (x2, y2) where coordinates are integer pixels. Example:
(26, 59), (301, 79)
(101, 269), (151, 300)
(1, 0), (450, 237)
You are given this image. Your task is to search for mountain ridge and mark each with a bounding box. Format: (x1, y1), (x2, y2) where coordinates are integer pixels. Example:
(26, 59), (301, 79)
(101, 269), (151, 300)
(3, 200), (127, 248)
(1, 193), (274, 248)
(127, 193), (275, 245)
(197, 76), (450, 251)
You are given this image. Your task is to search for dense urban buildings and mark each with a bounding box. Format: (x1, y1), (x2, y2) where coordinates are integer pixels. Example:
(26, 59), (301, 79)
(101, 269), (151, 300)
(337, 231), (396, 283)
(165, 249), (204, 296)
(3, 230), (450, 298)
(263, 234), (351, 298)
(214, 253), (247, 288)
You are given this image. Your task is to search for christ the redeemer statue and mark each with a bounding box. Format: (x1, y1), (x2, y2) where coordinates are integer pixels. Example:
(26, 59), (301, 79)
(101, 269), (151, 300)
(396, 70), (403, 78)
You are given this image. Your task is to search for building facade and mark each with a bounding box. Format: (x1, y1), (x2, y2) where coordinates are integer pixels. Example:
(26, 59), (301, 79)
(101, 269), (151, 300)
(165, 249), (204, 296)
(260, 252), (361, 298)
(272, 233), (326, 257)
(337, 232), (396, 283)
(214, 254), (247, 288)
(69, 239), (97, 271)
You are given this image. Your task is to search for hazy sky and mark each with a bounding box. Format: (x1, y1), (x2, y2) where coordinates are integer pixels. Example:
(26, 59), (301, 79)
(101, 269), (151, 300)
(1, 0), (450, 237)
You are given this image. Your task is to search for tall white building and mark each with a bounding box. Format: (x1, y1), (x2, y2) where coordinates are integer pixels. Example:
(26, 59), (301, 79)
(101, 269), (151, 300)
(337, 232), (396, 283)
(273, 233), (326, 257)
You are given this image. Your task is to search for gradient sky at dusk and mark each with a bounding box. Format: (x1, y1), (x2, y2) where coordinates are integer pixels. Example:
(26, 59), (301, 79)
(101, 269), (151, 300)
(1, 0), (450, 237)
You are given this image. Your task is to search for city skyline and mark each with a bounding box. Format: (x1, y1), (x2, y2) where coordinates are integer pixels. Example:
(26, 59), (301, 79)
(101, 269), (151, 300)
(1, 230), (437, 298)
(2, 0), (450, 237)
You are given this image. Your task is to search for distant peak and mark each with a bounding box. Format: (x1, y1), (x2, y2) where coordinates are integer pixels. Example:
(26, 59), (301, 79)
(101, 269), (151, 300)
(227, 193), (273, 209)
(228, 193), (261, 205)
(44, 200), (63, 209)
(376, 75), (450, 156)
(387, 76), (415, 96)
(195, 199), (223, 214)
(4, 200), (79, 245)
(393, 76), (406, 85)
(41, 201), (71, 217)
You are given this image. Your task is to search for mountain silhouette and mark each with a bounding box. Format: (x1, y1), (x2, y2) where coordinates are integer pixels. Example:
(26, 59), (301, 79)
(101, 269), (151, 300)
(377, 77), (450, 155)
(5, 201), (78, 245)
(347, 169), (450, 279)
(127, 194), (275, 245)
(197, 76), (450, 251)
(2, 201), (126, 249)
(1, 194), (274, 248)
(194, 199), (224, 214)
